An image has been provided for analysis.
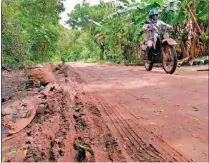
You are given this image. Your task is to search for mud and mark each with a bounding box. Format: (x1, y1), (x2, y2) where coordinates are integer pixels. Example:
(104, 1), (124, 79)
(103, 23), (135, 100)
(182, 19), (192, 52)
(66, 63), (208, 162)
(2, 63), (208, 162)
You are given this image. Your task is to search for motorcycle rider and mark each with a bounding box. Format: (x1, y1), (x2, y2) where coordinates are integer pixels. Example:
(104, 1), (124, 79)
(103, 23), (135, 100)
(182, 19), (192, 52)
(142, 9), (173, 62)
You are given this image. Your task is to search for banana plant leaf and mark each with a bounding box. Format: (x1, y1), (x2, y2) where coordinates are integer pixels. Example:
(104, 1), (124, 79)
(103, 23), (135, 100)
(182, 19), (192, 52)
(197, 5), (209, 21)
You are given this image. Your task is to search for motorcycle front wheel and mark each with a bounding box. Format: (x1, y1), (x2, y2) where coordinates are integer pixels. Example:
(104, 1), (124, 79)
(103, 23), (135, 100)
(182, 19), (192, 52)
(162, 45), (177, 74)
(144, 48), (153, 71)
(144, 61), (153, 71)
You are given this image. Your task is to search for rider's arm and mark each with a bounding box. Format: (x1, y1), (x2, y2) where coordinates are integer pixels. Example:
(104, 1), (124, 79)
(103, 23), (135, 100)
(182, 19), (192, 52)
(142, 24), (150, 32)
(159, 20), (172, 30)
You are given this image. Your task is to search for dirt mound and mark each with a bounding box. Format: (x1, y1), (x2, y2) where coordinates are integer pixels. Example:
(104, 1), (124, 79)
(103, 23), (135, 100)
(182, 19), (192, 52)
(54, 63), (84, 83)
(2, 83), (71, 162)
(24, 86), (71, 162)
(2, 63), (126, 162)
(28, 64), (55, 85)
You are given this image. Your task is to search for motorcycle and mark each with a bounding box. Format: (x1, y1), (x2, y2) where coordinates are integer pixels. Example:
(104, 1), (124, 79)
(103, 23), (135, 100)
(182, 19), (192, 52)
(141, 22), (178, 74)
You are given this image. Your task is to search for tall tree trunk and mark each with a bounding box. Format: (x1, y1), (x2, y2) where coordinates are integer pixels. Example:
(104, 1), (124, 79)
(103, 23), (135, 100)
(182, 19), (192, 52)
(190, 38), (195, 58)
(180, 42), (189, 58)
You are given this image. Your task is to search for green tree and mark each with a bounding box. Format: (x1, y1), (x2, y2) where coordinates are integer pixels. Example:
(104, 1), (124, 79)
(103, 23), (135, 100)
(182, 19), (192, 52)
(2, 0), (64, 67)
(2, 0), (31, 66)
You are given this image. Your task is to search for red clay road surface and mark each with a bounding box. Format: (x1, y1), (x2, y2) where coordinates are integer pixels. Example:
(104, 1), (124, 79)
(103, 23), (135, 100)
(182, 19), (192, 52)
(2, 63), (208, 162)
(67, 63), (208, 162)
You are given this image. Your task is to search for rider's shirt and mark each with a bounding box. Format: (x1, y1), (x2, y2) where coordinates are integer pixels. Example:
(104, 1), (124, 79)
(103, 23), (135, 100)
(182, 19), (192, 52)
(142, 19), (172, 41)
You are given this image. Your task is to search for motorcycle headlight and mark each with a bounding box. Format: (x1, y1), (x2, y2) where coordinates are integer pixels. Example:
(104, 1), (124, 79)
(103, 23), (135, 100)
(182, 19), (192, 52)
(163, 33), (169, 39)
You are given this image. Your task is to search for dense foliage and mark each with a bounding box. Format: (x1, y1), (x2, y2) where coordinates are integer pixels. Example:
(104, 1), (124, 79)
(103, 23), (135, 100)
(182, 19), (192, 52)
(2, 0), (209, 67)
(2, 0), (64, 67)
(66, 0), (209, 64)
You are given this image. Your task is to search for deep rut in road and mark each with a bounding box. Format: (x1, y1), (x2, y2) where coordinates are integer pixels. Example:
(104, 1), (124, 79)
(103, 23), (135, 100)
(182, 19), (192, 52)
(55, 64), (126, 162)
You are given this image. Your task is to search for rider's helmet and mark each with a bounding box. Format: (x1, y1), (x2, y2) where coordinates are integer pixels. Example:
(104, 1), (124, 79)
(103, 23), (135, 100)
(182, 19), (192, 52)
(149, 9), (158, 20)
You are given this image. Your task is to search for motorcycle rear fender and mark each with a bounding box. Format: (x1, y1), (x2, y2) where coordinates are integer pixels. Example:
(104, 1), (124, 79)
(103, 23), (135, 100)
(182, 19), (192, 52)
(162, 38), (177, 45)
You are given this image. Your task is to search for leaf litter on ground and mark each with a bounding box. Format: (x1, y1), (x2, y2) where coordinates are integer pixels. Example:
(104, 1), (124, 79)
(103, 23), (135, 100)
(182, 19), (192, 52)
(154, 109), (164, 116)
(192, 106), (199, 111)
(137, 115), (144, 119)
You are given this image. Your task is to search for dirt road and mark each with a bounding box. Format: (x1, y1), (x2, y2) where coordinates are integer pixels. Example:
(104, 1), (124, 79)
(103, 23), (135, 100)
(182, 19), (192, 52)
(2, 63), (208, 162)
(66, 62), (208, 162)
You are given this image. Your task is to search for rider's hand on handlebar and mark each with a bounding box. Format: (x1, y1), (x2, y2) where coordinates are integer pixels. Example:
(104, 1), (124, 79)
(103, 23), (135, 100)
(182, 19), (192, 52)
(170, 26), (174, 30)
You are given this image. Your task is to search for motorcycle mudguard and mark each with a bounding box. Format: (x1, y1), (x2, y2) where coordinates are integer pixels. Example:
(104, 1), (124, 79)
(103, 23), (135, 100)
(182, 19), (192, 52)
(146, 40), (153, 47)
(162, 38), (177, 45)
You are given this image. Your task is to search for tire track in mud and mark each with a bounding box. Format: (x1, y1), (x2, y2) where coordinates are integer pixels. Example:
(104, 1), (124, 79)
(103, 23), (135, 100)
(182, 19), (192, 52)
(114, 99), (188, 161)
(93, 94), (189, 161)
(55, 64), (126, 162)
(57, 63), (190, 162)
(94, 94), (163, 161)
(90, 97), (141, 161)
(117, 89), (208, 147)
(63, 63), (207, 162)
